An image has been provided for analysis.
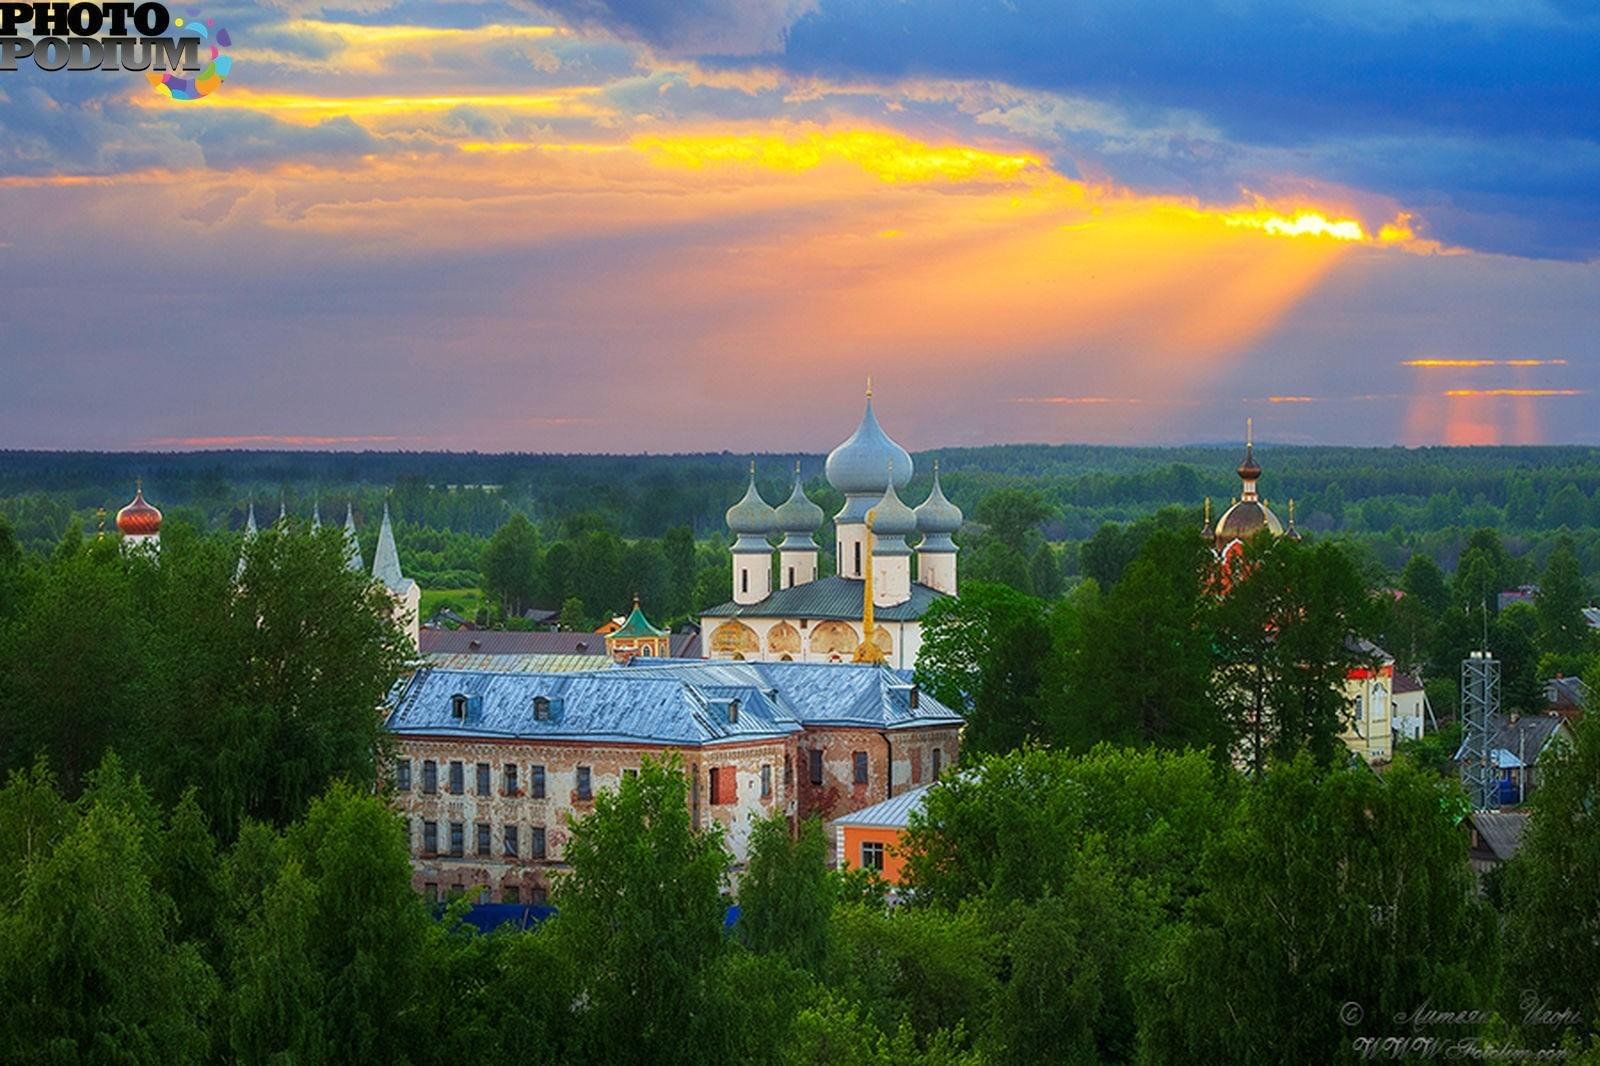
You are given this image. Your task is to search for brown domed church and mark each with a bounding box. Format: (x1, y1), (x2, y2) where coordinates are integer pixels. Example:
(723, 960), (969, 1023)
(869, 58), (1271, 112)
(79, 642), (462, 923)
(1209, 419), (1298, 569)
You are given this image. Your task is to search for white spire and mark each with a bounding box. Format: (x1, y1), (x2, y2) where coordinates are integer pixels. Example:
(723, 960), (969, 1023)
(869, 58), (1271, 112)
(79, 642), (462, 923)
(311, 499), (322, 531)
(343, 503), (364, 573)
(372, 501), (406, 592)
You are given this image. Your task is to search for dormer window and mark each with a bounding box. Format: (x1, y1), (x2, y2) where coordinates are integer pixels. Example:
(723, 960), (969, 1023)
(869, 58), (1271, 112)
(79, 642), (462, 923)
(451, 693), (468, 720)
(534, 696), (551, 722)
(727, 699), (740, 725)
(909, 684), (920, 709)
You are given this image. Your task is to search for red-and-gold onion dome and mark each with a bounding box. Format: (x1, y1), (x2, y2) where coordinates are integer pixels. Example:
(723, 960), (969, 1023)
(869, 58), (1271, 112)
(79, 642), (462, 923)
(116, 482), (162, 536)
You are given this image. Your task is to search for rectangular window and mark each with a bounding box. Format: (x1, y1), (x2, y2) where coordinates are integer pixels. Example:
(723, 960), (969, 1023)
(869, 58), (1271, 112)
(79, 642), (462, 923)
(395, 759), (412, 792)
(931, 748), (942, 780)
(761, 764), (772, 798)
(423, 820), (438, 854)
(861, 841), (885, 871)
(624, 768), (638, 781)
(530, 885), (549, 905)
(854, 541), (861, 575)
(448, 761), (464, 796)
(853, 750), (869, 785)
(424, 882), (439, 904)
(504, 825), (519, 858)
(476, 763), (491, 797)
(788, 566), (795, 587)
(449, 821), (464, 858)
(808, 748), (823, 786)
(741, 569), (748, 594)
(504, 764), (518, 795)
(422, 760), (437, 795)
(577, 766), (592, 800)
(911, 749), (923, 784)
(531, 826), (547, 859)
(476, 822), (491, 856)
(531, 765), (546, 798)
(502, 886), (521, 904)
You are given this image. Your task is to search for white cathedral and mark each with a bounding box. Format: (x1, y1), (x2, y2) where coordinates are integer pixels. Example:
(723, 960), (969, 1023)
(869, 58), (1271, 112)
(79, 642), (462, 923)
(700, 386), (962, 669)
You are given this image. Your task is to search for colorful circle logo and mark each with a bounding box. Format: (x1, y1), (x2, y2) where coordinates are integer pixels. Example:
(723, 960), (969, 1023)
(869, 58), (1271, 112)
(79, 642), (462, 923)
(147, 8), (232, 100)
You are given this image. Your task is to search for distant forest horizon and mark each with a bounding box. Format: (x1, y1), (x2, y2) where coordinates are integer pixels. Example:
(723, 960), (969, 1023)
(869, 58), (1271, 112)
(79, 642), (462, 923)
(7, 442), (1600, 595)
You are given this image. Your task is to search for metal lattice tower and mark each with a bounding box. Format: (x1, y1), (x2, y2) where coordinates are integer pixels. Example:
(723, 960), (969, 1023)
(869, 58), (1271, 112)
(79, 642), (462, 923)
(1460, 650), (1500, 809)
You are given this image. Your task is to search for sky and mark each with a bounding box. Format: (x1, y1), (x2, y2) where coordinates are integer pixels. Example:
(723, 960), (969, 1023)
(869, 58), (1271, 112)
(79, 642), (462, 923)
(2, 0), (1598, 452)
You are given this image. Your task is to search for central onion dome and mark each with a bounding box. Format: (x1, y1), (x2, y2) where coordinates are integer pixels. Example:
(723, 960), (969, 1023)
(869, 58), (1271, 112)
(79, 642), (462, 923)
(726, 464), (777, 539)
(116, 483), (162, 536)
(914, 461), (963, 541)
(826, 389), (913, 496)
(773, 464), (824, 547)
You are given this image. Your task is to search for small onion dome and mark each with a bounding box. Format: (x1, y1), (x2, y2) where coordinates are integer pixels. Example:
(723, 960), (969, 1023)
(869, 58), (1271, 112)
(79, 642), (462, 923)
(774, 465), (824, 543)
(867, 478), (919, 539)
(826, 393), (913, 496)
(914, 463), (963, 537)
(116, 484), (161, 536)
(1214, 499), (1283, 545)
(726, 464), (777, 536)
(1237, 441), (1262, 482)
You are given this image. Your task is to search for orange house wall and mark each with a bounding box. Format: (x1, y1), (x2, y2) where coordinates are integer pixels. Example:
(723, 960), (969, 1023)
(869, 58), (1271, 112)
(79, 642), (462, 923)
(840, 825), (910, 885)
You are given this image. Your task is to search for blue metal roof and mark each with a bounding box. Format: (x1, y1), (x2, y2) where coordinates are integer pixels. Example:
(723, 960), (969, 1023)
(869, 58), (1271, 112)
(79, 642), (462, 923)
(387, 668), (801, 746)
(830, 783), (933, 829)
(619, 660), (964, 731)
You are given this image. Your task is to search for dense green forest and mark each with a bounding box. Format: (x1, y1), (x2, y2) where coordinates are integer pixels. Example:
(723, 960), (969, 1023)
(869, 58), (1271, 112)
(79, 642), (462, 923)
(0, 486), (1595, 1062)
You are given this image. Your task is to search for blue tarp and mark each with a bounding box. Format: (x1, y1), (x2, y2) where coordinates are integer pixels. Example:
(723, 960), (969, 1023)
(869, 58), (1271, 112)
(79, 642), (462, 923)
(439, 902), (741, 933)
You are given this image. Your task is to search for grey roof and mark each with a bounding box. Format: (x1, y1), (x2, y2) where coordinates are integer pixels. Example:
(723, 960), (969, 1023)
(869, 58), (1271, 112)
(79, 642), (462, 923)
(343, 504), (364, 572)
(419, 627), (699, 658)
(1455, 713), (1570, 769)
(701, 575), (949, 622)
(1468, 810), (1529, 861)
(1393, 672), (1424, 694)
(831, 783), (933, 829)
(387, 668), (801, 746)
(773, 464), (824, 546)
(619, 659), (964, 731)
(726, 465), (778, 545)
(914, 462), (962, 545)
(826, 394), (913, 498)
(372, 502), (412, 593)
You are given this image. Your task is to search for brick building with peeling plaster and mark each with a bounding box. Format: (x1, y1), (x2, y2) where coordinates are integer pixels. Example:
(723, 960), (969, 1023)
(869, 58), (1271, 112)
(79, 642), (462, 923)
(384, 659), (963, 903)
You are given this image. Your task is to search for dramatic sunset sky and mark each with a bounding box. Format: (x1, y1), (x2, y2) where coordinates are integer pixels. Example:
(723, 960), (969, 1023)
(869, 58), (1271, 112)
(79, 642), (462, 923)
(3, 1), (1598, 451)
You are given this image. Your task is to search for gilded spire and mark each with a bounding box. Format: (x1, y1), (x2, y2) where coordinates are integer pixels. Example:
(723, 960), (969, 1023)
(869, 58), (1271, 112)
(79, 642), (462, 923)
(854, 508), (885, 664)
(866, 375), (873, 399)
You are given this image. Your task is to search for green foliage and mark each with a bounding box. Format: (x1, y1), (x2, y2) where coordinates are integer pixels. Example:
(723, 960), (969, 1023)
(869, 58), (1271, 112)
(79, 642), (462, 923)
(1503, 714), (1600, 1047)
(915, 582), (1052, 755)
(0, 758), (217, 1064)
(480, 511), (540, 615)
(1048, 528), (1222, 754)
(739, 813), (834, 972)
(1536, 537), (1591, 658)
(552, 754), (731, 1064)
(1212, 533), (1375, 772)
(1138, 757), (1494, 1065)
